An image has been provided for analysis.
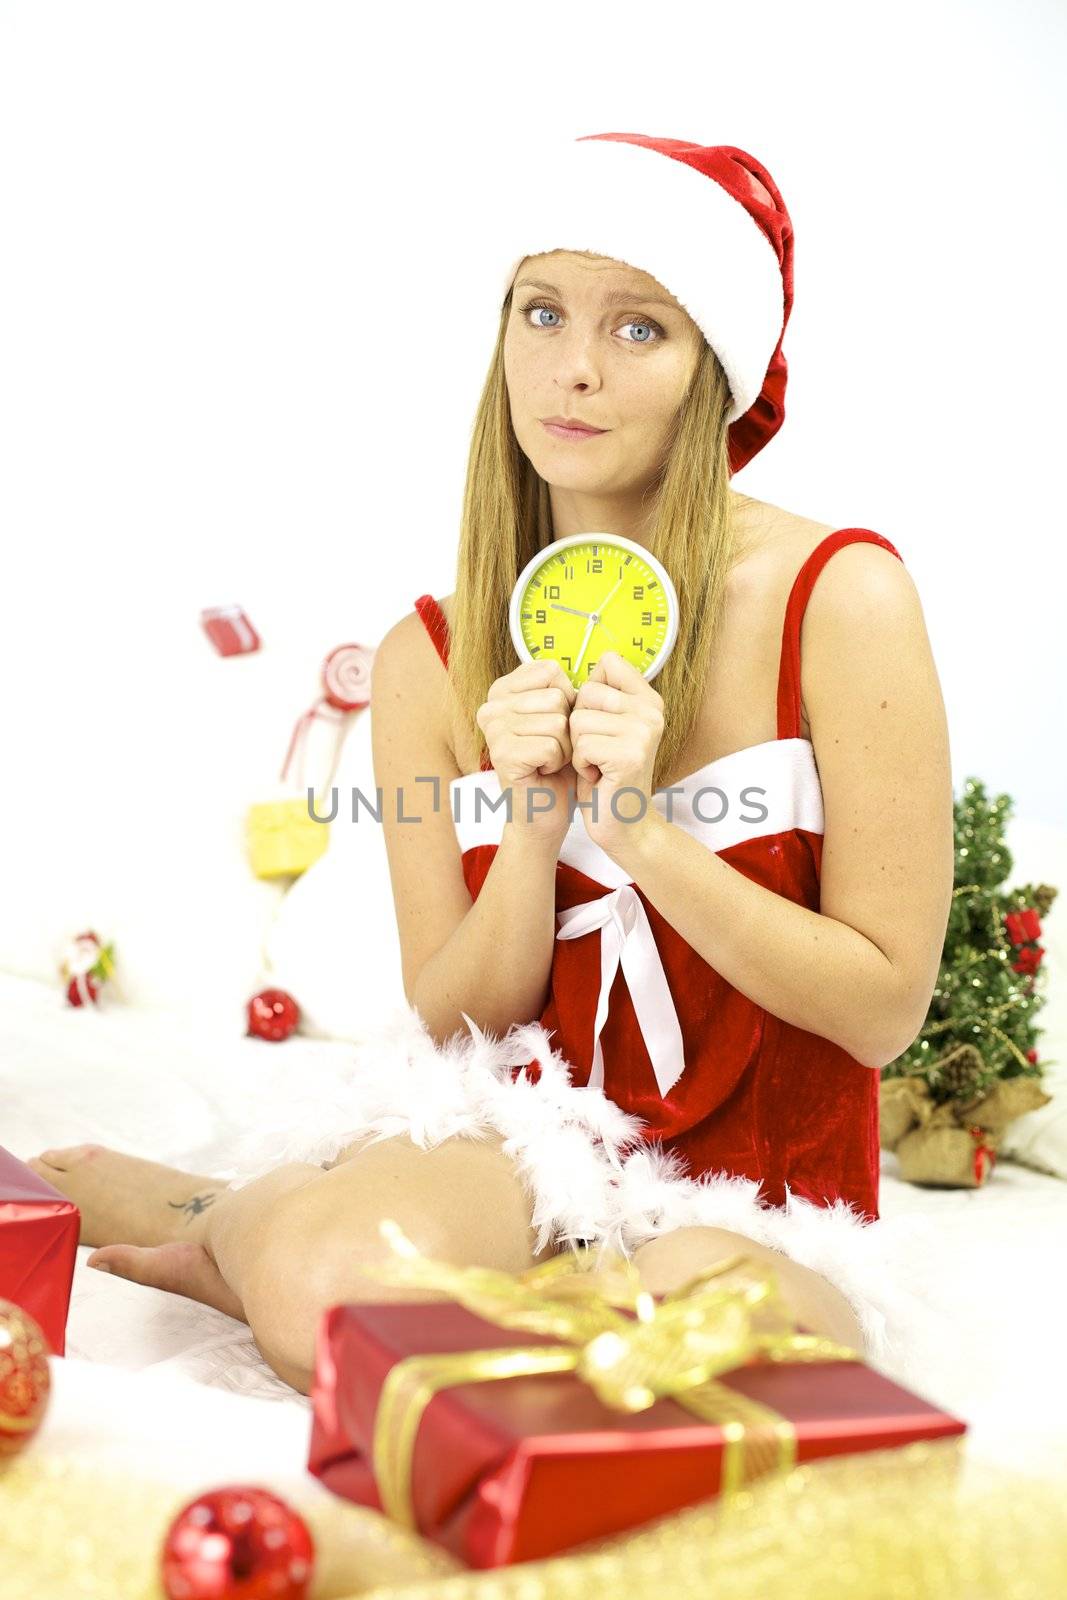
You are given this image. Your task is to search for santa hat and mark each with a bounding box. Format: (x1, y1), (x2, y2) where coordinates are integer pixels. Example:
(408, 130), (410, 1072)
(498, 132), (795, 475)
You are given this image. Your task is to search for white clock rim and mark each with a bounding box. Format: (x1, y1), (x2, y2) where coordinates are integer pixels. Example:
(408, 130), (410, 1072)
(508, 531), (679, 684)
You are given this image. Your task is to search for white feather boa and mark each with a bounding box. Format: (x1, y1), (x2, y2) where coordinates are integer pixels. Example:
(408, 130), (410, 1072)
(217, 1003), (941, 1387)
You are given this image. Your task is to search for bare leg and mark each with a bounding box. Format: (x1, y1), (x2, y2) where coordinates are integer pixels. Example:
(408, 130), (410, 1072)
(26, 1145), (230, 1248)
(630, 1225), (867, 1351)
(221, 1131), (557, 1393)
(26, 1145), (327, 1328)
(28, 1134), (553, 1396)
(30, 1144), (868, 1399)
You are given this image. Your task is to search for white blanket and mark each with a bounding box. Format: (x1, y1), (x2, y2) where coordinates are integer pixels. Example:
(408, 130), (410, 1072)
(3, 970), (1065, 1482)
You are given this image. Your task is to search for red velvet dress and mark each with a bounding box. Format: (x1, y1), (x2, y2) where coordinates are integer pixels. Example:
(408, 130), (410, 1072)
(415, 527), (904, 1225)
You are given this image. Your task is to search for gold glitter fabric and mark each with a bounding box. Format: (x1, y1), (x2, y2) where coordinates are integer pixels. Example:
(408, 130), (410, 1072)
(2, 1433), (1067, 1593)
(355, 1438), (1067, 1600)
(3, 1435), (1066, 1597)
(0, 1448), (460, 1599)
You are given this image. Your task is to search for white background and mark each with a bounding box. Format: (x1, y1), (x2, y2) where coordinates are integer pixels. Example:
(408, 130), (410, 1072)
(0, 0), (1063, 978)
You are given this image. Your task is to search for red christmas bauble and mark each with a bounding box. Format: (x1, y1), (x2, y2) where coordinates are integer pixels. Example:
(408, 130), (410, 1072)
(0, 1299), (52, 1458)
(246, 988), (300, 1043)
(160, 1485), (314, 1599)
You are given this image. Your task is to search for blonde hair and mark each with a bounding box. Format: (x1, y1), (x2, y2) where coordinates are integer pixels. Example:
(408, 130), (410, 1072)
(445, 287), (739, 792)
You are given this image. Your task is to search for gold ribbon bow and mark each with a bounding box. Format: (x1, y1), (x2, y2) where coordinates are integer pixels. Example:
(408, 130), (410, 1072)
(360, 1220), (860, 1528)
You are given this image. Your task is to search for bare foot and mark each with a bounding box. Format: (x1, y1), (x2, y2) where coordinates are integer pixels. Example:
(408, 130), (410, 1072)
(26, 1144), (227, 1248)
(86, 1241), (246, 1322)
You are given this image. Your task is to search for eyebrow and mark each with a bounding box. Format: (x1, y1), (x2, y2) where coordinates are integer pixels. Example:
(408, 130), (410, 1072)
(513, 278), (679, 314)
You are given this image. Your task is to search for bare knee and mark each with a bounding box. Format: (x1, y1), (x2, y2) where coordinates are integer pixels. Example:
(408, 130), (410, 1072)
(239, 1134), (543, 1385)
(631, 1226), (768, 1294)
(204, 1161), (325, 1290)
(632, 1226), (867, 1354)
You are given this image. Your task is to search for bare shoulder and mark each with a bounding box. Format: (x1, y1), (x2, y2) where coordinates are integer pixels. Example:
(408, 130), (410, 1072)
(371, 604), (458, 770)
(729, 498), (828, 593)
(736, 500), (911, 613)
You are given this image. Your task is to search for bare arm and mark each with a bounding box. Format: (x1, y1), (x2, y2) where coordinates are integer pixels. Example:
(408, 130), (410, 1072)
(413, 826), (560, 1046)
(607, 544), (954, 1068)
(372, 612), (561, 1048)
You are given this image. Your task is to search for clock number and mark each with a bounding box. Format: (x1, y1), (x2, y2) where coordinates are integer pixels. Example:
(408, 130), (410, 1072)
(545, 584), (560, 599)
(535, 608), (546, 624)
(561, 655), (572, 671)
(632, 585), (644, 599)
(632, 636), (644, 651)
(587, 559), (603, 574)
(543, 634), (554, 649)
(642, 611), (652, 627)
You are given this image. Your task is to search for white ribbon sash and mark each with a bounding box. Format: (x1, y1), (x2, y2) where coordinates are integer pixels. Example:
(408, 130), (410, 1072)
(555, 884), (686, 1098)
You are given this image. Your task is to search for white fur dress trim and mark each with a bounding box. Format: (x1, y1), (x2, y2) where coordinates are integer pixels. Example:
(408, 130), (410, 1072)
(216, 1004), (942, 1387)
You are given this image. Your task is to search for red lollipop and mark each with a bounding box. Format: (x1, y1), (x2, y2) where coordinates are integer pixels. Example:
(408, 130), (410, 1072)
(161, 1484), (314, 1599)
(321, 642), (373, 711)
(278, 642), (374, 789)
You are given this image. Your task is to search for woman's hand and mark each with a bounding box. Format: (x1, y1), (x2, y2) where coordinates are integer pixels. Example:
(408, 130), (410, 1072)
(476, 660), (579, 849)
(569, 652), (666, 858)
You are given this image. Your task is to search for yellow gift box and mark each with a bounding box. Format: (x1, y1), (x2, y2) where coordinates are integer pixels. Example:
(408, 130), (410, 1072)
(245, 796), (330, 879)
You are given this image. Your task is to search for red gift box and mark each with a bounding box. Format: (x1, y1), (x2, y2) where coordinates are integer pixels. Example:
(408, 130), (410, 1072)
(0, 1146), (80, 1355)
(199, 604), (261, 657)
(308, 1299), (968, 1569)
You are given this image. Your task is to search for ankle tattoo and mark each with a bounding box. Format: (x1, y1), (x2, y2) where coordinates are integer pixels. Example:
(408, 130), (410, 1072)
(168, 1190), (218, 1225)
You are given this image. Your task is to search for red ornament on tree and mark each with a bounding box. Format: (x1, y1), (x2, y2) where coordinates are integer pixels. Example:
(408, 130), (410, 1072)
(160, 1485), (314, 1600)
(1004, 907), (1042, 946)
(1011, 943), (1045, 978)
(247, 988), (300, 1043)
(0, 1299), (52, 1459)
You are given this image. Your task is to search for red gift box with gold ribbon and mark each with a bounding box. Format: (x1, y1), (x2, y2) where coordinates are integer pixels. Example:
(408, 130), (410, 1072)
(0, 1146), (80, 1356)
(306, 1235), (968, 1570)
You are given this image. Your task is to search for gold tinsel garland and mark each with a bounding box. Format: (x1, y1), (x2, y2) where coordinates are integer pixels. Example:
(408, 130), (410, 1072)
(3, 1436), (1067, 1599)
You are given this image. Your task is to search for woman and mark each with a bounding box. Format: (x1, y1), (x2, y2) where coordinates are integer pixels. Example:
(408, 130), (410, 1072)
(29, 134), (953, 1398)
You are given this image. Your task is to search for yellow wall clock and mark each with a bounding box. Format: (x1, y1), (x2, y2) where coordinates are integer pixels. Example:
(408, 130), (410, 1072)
(509, 532), (679, 689)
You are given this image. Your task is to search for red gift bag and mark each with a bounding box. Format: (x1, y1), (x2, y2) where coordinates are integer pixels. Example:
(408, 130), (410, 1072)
(308, 1299), (968, 1569)
(0, 1147), (80, 1355)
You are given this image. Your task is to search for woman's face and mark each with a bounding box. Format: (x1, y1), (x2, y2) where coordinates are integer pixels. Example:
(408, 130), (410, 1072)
(503, 250), (704, 530)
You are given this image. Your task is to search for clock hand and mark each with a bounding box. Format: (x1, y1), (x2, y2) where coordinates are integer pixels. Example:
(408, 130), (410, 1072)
(550, 602), (593, 619)
(578, 573), (628, 660)
(573, 612), (597, 677)
(594, 617), (625, 652)
(595, 573), (627, 617)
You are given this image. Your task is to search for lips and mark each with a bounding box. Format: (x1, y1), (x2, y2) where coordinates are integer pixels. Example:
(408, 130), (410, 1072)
(541, 418), (607, 436)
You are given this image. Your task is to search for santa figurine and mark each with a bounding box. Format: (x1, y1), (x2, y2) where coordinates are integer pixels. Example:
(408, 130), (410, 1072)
(60, 929), (116, 1007)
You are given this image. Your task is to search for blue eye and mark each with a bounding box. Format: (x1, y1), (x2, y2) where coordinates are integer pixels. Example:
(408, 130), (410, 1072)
(525, 303), (561, 329)
(519, 299), (664, 344)
(618, 320), (657, 344)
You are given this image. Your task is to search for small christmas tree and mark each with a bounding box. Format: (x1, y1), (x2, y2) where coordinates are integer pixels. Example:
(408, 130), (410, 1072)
(880, 777), (1058, 1187)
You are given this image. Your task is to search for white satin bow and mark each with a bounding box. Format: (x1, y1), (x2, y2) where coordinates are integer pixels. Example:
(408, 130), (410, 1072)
(555, 883), (686, 1098)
